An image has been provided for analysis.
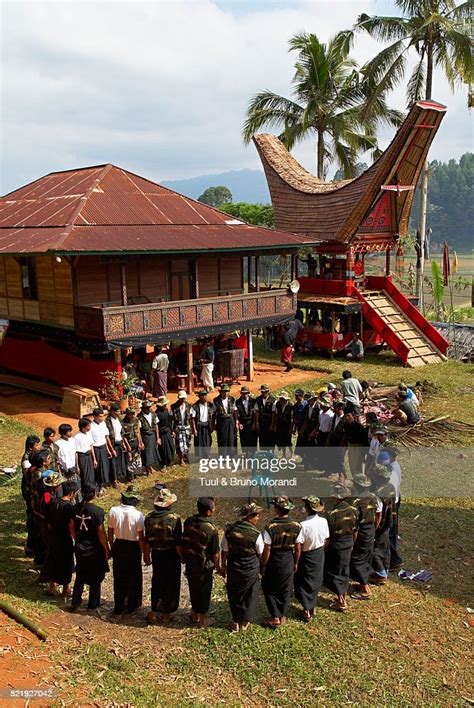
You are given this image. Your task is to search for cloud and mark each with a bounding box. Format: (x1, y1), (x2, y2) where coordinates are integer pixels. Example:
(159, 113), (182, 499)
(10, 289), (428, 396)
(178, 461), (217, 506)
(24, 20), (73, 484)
(1, 0), (471, 194)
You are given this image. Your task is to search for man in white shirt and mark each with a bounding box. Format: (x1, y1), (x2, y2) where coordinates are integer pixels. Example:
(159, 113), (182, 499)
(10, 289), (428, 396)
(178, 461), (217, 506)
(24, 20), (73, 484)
(108, 485), (145, 615)
(90, 408), (114, 495)
(57, 423), (82, 502)
(191, 390), (215, 459)
(105, 403), (127, 485)
(316, 396), (334, 473)
(294, 496), (329, 622)
(341, 370), (363, 416)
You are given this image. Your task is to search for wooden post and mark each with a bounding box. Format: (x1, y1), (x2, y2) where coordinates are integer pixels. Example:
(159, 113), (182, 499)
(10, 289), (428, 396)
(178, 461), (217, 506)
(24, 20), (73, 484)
(329, 311), (335, 360)
(246, 329), (254, 381)
(359, 309), (364, 339)
(255, 255), (260, 292)
(291, 253), (296, 281)
(186, 340), (194, 394)
(194, 259), (200, 299)
(385, 248), (391, 277)
(295, 253), (299, 279)
(114, 349), (122, 373)
(120, 263), (128, 306)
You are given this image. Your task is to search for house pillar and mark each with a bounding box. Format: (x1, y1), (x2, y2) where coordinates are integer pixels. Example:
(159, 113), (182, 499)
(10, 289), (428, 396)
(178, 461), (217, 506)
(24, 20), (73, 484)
(385, 248), (391, 276)
(246, 329), (254, 381)
(255, 256), (260, 292)
(114, 349), (122, 373)
(120, 263), (128, 306)
(186, 340), (194, 394)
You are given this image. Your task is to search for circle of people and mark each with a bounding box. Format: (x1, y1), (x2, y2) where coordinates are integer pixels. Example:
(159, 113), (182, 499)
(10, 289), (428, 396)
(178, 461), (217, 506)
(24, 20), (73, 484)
(20, 371), (421, 629)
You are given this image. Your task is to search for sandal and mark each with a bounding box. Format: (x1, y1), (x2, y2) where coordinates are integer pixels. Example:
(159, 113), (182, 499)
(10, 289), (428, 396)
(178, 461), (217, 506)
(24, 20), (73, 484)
(350, 593), (371, 601)
(262, 618), (280, 629)
(329, 601), (347, 612)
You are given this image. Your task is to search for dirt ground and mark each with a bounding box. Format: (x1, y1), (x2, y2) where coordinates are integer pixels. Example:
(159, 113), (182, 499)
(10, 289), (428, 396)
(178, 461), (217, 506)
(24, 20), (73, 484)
(0, 362), (324, 432)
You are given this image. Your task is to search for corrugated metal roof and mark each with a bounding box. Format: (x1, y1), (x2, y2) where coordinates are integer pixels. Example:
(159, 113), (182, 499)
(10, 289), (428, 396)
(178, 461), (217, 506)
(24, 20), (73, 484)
(0, 164), (317, 254)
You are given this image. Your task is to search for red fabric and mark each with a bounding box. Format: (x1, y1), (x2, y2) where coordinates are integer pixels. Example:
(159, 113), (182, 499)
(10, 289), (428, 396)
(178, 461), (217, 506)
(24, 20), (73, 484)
(280, 345), (293, 364)
(232, 335), (248, 359)
(442, 241), (450, 287)
(0, 335), (115, 390)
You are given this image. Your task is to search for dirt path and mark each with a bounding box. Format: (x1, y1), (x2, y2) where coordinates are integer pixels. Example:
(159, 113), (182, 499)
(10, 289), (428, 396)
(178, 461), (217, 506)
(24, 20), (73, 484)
(0, 363), (324, 432)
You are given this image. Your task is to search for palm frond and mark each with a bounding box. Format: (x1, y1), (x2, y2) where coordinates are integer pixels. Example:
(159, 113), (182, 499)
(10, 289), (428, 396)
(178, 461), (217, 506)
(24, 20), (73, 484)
(356, 13), (411, 41)
(242, 91), (304, 144)
(431, 260), (445, 306)
(406, 55), (426, 104)
(444, 0), (472, 19)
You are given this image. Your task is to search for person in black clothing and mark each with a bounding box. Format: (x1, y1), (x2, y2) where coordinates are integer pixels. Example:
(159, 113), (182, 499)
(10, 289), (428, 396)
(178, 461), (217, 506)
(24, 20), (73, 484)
(173, 343), (187, 376)
(212, 384), (237, 452)
(271, 391), (294, 457)
(326, 401), (347, 481)
(191, 390), (215, 459)
(253, 384), (275, 450)
(235, 386), (258, 451)
(155, 396), (176, 470)
(69, 485), (110, 611)
(21, 434), (42, 557)
(177, 497), (220, 628)
(45, 479), (78, 598)
(343, 407), (368, 479)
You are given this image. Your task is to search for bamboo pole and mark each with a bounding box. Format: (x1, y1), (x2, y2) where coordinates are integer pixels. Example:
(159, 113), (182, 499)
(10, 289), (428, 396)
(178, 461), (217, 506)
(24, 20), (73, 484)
(0, 601), (48, 641)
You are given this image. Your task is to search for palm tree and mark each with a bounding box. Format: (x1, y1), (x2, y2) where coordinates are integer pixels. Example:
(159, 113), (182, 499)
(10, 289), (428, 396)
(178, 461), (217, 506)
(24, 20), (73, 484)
(242, 32), (403, 179)
(351, 0), (472, 303)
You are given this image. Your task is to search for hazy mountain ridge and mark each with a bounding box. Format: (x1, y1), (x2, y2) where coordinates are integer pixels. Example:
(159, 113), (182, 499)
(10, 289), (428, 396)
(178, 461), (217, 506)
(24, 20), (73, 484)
(161, 168), (271, 203)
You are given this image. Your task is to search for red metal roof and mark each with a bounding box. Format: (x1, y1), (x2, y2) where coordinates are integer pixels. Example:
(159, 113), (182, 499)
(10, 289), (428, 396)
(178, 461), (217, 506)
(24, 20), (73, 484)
(0, 164), (314, 254)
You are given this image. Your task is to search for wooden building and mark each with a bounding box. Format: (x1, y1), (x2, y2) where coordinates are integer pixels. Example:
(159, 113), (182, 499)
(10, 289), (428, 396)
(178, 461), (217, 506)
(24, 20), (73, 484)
(0, 165), (314, 390)
(254, 100), (450, 367)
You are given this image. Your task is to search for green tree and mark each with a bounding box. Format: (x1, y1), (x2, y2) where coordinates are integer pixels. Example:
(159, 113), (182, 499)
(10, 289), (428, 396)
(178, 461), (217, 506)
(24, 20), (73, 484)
(197, 186), (233, 207)
(349, 0), (472, 302)
(242, 31), (403, 179)
(219, 202), (274, 228)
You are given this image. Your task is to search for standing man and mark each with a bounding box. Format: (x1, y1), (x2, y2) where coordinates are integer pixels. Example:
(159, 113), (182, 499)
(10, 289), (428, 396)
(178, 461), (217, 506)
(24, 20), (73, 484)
(138, 400), (161, 476)
(200, 339), (215, 393)
(316, 396), (334, 473)
(171, 391), (193, 465)
(144, 488), (182, 625)
(152, 345), (170, 399)
(326, 401), (347, 482)
(378, 449), (403, 571)
(235, 386), (257, 452)
(90, 408), (115, 495)
(108, 485), (145, 616)
(294, 496), (329, 622)
(341, 370), (363, 417)
(260, 496), (302, 629)
(177, 497), (220, 629)
(191, 390), (215, 459)
(343, 407), (368, 480)
(292, 389), (308, 456)
(121, 408), (144, 480)
(271, 391), (294, 457)
(323, 484), (358, 612)
(69, 484), (110, 612)
(369, 465), (397, 585)
(253, 384), (275, 450)
(299, 392), (319, 470)
(105, 403), (128, 485)
(220, 501), (263, 633)
(213, 384), (237, 452)
(56, 424), (80, 492)
(349, 476), (380, 600)
(46, 479), (78, 598)
(74, 418), (96, 490)
(42, 427), (60, 472)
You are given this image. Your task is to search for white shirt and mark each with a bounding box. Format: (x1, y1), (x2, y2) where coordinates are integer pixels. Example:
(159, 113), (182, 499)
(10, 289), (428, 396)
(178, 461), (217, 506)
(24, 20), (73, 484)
(91, 420), (108, 447)
(178, 403), (187, 421)
(263, 527), (304, 545)
(108, 504), (145, 541)
(341, 377), (363, 406)
(75, 431), (93, 454)
(376, 496), (383, 513)
(221, 397), (229, 413)
(141, 412), (153, 427)
(298, 514), (330, 552)
(241, 398), (250, 413)
(272, 401), (289, 412)
(389, 460), (402, 503)
(56, 437), (77, 470)
(111, 416), (123, 442)
(221, 533), (265, 555)
(368, 437), (380, 459)
(318, 409), (334, 432)
(191, 403), (209, 423)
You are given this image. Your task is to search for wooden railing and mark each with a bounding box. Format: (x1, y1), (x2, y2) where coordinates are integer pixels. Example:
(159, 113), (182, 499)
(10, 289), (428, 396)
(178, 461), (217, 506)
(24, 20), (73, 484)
(74, 289), (296, 341)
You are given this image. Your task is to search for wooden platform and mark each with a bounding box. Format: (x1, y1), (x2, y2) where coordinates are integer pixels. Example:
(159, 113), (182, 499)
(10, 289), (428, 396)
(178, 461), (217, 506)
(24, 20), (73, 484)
(0, 373), (64, 398)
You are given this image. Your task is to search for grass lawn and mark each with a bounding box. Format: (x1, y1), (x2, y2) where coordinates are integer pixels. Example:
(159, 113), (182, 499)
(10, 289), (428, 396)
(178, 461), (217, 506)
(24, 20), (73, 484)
(0, 351), (473, 705)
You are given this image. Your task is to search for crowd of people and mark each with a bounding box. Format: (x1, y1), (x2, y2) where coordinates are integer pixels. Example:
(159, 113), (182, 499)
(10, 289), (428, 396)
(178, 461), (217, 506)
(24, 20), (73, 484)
(17, 368), (418, 630)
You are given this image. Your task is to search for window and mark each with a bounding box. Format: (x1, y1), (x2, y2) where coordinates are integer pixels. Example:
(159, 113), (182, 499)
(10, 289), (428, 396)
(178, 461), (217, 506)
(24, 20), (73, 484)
(20, 257), (38, 300)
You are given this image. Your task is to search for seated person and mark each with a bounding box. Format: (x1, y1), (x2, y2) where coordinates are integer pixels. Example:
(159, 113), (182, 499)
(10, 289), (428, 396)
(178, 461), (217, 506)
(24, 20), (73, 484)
(346, 332), (364, 361)
(297, 337), (317, 356)
(312, 320), (323, 334)
(360, 380), (373, 403)
(391, 391), (420, 425)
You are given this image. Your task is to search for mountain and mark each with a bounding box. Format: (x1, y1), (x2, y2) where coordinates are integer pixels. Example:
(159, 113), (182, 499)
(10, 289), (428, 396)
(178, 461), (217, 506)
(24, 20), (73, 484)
(162, 168), (270, 203)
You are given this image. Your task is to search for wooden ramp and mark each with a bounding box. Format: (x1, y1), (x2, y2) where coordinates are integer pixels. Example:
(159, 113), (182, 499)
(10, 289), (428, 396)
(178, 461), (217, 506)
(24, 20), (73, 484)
(361, 290), (445, 367)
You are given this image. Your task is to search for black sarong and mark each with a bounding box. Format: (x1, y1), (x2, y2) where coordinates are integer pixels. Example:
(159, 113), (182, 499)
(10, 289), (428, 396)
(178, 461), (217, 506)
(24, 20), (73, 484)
(275, 422), (292, 450)
(226, 555), (260, 623)
(158, 428), (175, 467)
(110, 442), (127, 482)
(141, 431), (161, 467)
(77, 451), (95, 488)
(151, 548), (181, 613)
(216, 417), (236, 451)
(112, 539), (143, 613)
(239, 425), (258, 450)
(258, 424), (275, 450)
(372, 527), (390, 576)
(350, 523), (375, 584)
(194, 424), (212, 459)
(94, 445), (110, 487)
(186, 567), (213, 614)
(294, 546), (324, 611)
(324, 534), (353, 595)
(261, 549), (294, 618)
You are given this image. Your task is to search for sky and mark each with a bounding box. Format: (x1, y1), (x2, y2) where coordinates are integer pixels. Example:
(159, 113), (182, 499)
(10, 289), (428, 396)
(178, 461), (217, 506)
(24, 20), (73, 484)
(1, 0), (472, 194)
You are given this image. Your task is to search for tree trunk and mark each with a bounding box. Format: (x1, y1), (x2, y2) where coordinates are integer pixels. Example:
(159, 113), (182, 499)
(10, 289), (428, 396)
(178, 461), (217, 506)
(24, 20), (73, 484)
(415, 43), (433, 311)
(317, 132), (325, 179)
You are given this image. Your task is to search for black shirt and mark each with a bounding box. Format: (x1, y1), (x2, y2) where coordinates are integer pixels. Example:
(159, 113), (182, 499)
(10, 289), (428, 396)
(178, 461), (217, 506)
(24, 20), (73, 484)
(73, 502), (105, 557)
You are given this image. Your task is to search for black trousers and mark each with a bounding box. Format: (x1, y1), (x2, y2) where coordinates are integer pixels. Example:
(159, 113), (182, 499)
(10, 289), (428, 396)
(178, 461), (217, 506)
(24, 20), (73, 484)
(390, 499), (403, 568)
(71, 574), (102, 609)
(151, 548), (181, 613)
(112, 539), (143, 613)
(186, 567), (213, 614)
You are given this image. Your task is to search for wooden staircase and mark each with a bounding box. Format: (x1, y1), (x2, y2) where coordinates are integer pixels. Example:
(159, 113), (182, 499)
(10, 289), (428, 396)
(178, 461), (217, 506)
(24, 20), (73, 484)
(361, 290), (446, 367)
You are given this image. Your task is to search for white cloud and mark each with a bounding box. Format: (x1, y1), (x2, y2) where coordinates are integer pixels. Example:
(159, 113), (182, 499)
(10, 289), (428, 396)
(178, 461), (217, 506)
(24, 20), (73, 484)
(1, 0), (471, 193)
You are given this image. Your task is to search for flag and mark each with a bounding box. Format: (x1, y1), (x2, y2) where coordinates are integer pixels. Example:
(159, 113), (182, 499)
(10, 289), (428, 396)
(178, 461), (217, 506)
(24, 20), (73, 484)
(442, 241), (450, 286)
(452, 251), (458, 274)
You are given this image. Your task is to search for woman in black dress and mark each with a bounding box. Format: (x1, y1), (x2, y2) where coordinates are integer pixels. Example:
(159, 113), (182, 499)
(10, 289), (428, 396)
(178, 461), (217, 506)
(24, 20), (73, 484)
(46, 480), (78, 597)
(156, 397), (176, 470)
